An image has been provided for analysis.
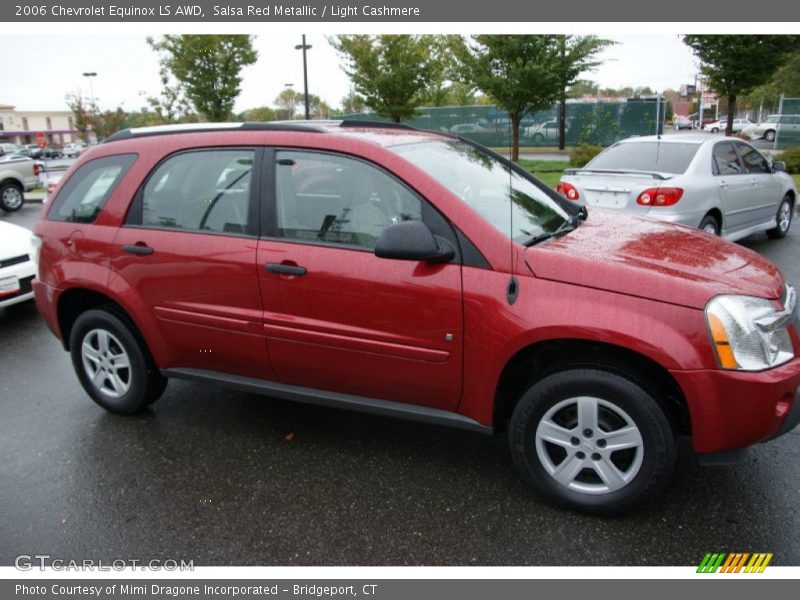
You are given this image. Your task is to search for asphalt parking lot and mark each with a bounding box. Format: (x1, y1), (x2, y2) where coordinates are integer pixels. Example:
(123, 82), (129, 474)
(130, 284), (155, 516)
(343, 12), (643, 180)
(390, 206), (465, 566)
(1, 202), (799, 566)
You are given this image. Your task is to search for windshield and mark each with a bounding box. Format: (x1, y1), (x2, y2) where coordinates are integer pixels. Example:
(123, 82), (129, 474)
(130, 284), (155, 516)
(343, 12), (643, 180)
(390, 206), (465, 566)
(391, 140), (569, 243)
(763, 116), (779, 123)
(587, 141), (700, 174)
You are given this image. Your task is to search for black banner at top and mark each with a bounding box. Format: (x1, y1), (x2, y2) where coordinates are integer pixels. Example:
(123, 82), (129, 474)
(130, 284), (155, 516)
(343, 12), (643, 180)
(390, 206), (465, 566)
(3, 0), (798, 22)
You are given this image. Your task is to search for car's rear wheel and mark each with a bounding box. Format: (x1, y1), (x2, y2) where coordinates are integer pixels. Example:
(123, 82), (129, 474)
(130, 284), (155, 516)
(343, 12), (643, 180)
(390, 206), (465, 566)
(69, 309), (167, 414)
(764, 130), (776, 142)
(509, 368), (677, 515)
(711, 127), (719, 133)
(767, 195), (793, 239)
(0, 182), (24, 212)
(532, 133), (545, 144)
(699, 214), (720, 235)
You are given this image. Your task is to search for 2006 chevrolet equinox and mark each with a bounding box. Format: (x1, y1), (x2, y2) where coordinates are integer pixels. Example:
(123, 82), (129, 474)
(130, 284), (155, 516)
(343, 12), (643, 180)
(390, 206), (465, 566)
(32, 121), (800, 514)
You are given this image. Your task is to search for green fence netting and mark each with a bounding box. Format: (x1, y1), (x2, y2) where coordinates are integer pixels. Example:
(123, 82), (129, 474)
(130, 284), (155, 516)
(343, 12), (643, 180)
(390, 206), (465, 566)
(343, 99), (666, 148)
(777, 97), (800, 150)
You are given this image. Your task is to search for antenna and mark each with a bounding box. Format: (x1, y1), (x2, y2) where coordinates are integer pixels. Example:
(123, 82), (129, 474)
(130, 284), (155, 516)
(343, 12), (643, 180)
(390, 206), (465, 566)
(507, 110), (519, 306)
(655, 92), (662, 140)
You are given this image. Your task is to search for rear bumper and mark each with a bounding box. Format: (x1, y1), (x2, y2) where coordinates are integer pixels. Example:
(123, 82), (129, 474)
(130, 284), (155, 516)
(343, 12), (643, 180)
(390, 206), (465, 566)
(672, 358), (800, 454)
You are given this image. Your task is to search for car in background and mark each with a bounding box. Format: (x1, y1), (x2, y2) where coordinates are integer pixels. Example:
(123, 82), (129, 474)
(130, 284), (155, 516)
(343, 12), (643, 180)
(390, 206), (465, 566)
(706, 118), (754, 134)
(0, 220), (36, 308)
(62, 142), (86, 158)
(449, 123), (485, 134)
(524, 120), (560, 143)
(42, 171), (63, 204)
(29, 147), (62, 160)
(557, 134), (797, 241)
(673, 115), (693, 130)
(0, 143), (21, 157)
(0, 154), (39, 212)
(742, 114), (800, 143)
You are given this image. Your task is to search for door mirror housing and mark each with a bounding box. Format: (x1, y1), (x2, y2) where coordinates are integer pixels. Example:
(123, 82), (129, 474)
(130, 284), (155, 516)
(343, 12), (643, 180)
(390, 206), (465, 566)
(772, 161), (786, 173)
(374, 221), (454, 263)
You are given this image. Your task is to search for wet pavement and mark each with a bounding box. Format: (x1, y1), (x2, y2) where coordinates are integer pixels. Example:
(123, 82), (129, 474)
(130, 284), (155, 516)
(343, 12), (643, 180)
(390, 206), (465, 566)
(1, 203), (798, 566)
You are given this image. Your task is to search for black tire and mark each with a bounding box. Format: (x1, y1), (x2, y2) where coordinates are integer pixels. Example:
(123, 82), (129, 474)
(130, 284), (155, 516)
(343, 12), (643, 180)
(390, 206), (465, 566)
(764, 129), (776, 143)
(767, 195), (793, 239)
(711, 127), (719, 134)
(698, 214), (720, 235)
(69, 308), (167, 414)
(0, 182), (24, 212)
(532, 133), (545, 144)
(509, 368), (677, 515)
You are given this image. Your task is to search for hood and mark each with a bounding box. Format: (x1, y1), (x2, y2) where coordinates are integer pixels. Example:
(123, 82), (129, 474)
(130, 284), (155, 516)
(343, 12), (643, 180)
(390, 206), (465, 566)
(524, 208), (784, 309)
(0, 221), (34, 257)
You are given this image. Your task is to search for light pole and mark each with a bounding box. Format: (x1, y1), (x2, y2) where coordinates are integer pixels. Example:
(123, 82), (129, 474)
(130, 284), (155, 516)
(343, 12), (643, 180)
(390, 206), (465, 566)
(82, 72), (97, 143)
(294, 35), (312, 120)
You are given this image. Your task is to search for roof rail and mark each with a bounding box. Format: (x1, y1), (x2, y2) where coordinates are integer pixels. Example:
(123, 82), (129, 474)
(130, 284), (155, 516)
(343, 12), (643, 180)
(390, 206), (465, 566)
(103, 121), (330, 143)
(340, 120), (416, 131)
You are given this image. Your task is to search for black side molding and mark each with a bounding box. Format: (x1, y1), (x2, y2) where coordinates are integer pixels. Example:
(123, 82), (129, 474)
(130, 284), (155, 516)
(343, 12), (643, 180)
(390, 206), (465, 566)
(162, 367), (492, 435)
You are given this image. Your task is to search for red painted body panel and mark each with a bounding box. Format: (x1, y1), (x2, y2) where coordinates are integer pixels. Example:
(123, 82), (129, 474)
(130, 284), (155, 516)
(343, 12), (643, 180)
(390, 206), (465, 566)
(33, 127), (800, 457)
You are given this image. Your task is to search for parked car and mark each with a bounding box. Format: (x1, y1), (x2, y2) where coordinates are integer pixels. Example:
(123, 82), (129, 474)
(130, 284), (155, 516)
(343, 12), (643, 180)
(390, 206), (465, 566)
(0, 143), (21, 156)
(62, 142), (86, 158)
(42, 171), (63, 204)
(33, 122), (800, 515)
(29, 147), (62, 160)
(524, 120), (560, 143)
(741, 114), (800, 143)
(449, 123), (485, 134)
(557, 134), (796, 241)
(0, 220), (36, 308)
(672, 115), (693, 130)
(706, 118), (754, 134)
(0, 154), (39, 211)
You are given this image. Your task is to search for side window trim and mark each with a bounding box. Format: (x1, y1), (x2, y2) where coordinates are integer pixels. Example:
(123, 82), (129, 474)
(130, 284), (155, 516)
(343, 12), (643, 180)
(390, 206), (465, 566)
(733, 141), (770, 175)
(124, 146), (262, 238)
(264, 147), (469, 265)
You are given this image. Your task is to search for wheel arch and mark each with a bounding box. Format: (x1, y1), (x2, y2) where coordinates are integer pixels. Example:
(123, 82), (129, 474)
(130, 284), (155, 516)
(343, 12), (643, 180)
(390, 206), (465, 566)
(493, 339), (690, 435)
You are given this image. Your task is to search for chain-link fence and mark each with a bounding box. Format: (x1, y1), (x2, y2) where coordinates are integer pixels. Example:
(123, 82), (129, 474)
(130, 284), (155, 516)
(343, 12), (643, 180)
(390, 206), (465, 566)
(344, 98), (666, 148)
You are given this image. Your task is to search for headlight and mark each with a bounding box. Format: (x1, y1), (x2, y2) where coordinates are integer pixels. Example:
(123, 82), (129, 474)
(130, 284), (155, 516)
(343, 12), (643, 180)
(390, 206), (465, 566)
(705, 290), (796, 371)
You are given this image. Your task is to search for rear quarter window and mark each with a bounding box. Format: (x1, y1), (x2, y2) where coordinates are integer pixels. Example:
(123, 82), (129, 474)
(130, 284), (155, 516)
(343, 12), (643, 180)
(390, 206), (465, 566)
(48, 154), (137, 223)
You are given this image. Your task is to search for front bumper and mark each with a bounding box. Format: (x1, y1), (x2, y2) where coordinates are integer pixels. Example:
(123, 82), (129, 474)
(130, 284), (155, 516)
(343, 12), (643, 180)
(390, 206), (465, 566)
(671, 357), (800, 454)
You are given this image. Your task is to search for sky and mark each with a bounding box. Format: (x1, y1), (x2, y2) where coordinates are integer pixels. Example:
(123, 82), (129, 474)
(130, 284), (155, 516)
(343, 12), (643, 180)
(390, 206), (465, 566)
(0, 34), (700, 114)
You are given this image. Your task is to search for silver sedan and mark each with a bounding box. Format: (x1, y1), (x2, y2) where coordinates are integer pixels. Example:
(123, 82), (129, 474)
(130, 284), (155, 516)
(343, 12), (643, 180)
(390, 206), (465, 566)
(557, 135), (797, 241)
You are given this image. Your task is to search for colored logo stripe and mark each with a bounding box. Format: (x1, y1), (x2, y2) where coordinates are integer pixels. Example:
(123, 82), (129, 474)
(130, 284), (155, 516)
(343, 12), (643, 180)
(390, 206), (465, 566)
(697, 552), (773, 573)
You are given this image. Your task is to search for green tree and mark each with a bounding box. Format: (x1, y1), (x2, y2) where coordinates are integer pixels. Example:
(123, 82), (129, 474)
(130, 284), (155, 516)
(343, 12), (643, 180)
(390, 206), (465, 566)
(453, 35), (561, 161)
(148, 35), (257, 122)
(553, 35), (614, 149)
(330, 35), (439, 122)
(64, 93), (93, 141)
(238, 106), (276, 122)
(340, 90), (366, 115)
(683, 35), (798, 135)
(275, 88), (299, 120)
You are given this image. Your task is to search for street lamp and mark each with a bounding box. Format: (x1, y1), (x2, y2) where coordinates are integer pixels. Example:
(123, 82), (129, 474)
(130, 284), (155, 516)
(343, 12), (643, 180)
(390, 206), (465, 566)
(294, 35), (312, 120)
(82, 72), (97, 108)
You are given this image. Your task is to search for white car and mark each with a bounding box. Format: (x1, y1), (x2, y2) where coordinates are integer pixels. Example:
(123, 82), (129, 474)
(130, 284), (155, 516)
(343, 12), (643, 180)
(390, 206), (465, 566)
(0, 221), (36, 308)
(62, 142), (86, 158)
(557, 134), (797, 242)
(742, 114), (800, 142)
(706, 118), (753, 134)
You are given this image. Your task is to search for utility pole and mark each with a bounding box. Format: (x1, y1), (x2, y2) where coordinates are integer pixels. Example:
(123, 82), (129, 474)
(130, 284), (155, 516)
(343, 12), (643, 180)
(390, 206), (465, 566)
(295, 35), (312, 120)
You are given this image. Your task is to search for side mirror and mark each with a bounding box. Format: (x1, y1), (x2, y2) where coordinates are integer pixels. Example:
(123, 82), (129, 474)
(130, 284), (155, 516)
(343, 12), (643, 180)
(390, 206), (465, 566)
(772, 161), (786, 173)
(374, 221), (454, 263)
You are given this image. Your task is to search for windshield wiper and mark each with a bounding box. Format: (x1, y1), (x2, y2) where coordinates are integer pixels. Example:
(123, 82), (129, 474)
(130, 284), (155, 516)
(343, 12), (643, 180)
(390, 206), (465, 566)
(523, 206), (587, 247)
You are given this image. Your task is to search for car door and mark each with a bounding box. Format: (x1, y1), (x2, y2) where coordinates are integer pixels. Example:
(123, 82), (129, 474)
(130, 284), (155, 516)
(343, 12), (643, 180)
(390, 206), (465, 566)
(734, 141), (780, 227)
(712, 141), (755, 232)
(256, 149), (463, 411)
(111, 147), (271, 380)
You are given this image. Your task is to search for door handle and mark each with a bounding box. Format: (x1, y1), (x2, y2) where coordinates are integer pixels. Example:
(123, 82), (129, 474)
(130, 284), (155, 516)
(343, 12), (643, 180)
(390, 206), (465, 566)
(122, 243), (154, 256)
(265, 263), (307, 276)
(718, 181), (727, 189)
(750, 178), (759, 186)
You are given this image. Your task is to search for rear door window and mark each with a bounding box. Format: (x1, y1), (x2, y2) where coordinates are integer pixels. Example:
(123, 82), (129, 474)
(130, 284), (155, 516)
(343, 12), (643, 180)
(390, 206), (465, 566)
(712, 143), (744, 176)
(48, 154), (137, 223)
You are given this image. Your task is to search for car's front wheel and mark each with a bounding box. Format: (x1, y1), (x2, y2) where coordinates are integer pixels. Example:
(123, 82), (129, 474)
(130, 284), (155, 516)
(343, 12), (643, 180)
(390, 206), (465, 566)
(69, 309), (167, 414)
(509, 368), (677, 515)
(764, 129), (776, 142)
(767, 195), (793, 239)
(0, 182), (24, 212)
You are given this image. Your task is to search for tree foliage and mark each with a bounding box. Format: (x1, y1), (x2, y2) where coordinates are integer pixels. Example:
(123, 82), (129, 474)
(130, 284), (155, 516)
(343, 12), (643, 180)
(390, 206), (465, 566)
(148, 35), (257, 122)
(553, 35), (615, 149)
(683, 35), (798, 135)
(64, 93), (129, 141)
(330, 35), (439, 122)
(452, 35), (561, 161)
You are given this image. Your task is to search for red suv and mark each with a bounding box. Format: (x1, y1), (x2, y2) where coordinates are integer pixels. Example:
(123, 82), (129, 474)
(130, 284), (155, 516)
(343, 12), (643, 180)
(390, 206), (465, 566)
(33, 122), (800, 514)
